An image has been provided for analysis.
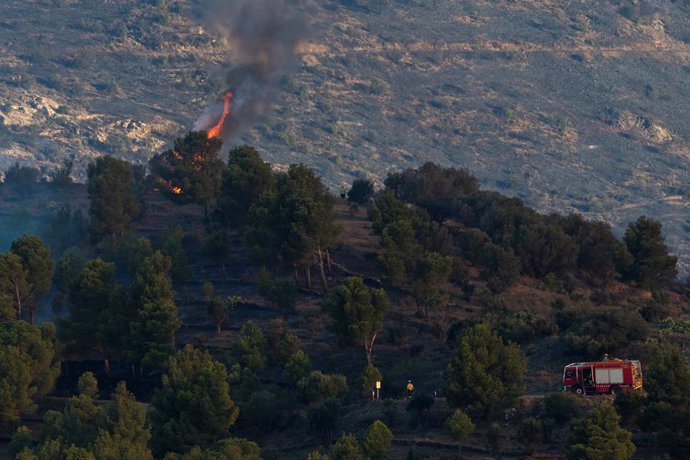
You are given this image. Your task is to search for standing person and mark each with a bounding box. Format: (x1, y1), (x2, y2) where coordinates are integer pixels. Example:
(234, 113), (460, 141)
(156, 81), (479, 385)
(406, 379), (414, 399)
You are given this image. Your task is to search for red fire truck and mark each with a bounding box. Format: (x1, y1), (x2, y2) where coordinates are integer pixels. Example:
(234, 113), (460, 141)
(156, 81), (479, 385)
(562, 359), (643, 395)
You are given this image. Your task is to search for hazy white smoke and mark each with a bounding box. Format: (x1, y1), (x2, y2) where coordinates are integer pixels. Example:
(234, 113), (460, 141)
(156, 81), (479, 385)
(193, 0), (309, 139)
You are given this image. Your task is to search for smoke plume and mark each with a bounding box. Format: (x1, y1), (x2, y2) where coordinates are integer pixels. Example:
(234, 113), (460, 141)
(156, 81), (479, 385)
(193, 0), (309, 139)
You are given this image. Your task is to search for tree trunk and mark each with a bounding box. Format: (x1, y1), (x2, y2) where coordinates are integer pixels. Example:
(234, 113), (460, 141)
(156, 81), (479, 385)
(12, 280), (21, 319)
(29, 307), (35, 324)
(365, 333), (377, 367)
(103, 357), (110, 375)
(326, 250), (333, 274)
(216, 321), (222, 336)
(305, 265), (312, 289)
(317, 247), (328, 293)
(294, 264), (300, 284)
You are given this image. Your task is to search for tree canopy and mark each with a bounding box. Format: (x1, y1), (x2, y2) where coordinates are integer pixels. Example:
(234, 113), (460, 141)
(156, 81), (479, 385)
(623, 216), (677, 289)
(566, 405), (635, 460)
(87, 156), (142, 243)
(324, 277), (389, 367)
(149, 345), (239, 456)
(446, 323), (527, 415)
(0, 321), (60, 425)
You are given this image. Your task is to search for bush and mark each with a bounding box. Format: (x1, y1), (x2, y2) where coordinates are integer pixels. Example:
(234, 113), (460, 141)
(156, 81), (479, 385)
(256, 267), (297, 312)
(348, 178), (375, 205)
(544, 392), (578, 424)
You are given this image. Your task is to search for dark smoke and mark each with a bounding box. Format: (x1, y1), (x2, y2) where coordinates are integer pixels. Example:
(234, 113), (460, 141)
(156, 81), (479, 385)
(193, 0), (309, 139)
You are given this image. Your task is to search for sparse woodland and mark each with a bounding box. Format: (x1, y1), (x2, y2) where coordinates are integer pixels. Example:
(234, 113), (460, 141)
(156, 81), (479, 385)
(0, 133), (689, 459)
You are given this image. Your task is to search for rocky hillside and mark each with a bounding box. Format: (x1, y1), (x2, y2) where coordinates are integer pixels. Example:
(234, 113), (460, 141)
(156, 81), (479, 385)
(3, 0), (690, 272)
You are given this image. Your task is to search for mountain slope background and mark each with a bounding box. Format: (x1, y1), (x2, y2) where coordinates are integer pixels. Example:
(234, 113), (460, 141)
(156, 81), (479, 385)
(2, 0), (690, 272)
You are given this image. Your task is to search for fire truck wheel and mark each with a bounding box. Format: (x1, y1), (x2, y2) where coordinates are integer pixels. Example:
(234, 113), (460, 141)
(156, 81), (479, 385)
(572, 385), (584, 395)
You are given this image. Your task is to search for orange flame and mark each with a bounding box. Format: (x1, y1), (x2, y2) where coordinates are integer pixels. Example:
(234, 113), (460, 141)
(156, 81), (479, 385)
(208, 91), (234, 139)
(172, 186), (182, 194)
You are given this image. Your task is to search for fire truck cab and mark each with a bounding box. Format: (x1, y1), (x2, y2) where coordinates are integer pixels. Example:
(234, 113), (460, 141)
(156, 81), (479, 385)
(562, 360), (643, 395)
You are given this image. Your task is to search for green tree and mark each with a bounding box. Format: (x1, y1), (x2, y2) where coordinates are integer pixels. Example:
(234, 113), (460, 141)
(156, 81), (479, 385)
(219, 145), (274, 227)
(246, 164), (341, 291)
(149, 131), (224, 218)
(209, 295), (240, 336)
(330, 434), (361, 460)
(60, 258), (127, 374)
(0, 252), (29, 320)
(566, 405), (635, 460)
(149, 345), (239, 456)
(3, 162), (40, 195)
(411, 251), (451, 316)
(446, 323), (527, 415)
(623, 216), (677, 289)
(87, 156), (142, 243)
(323, 277), (389, 366)
(364, 420), (392, 460)
(51, 248), (85, 312)
(348, 178), (375, 205)
(445, 409), (474, 458)
(298, 371), (348, 404)
(11, 235), (55, 323)
(284, 350), (312, 386)
(127, 252), (181, 370)
(359, 364), (382, 397)
(9, 426), (32, 458)
(306, 450), (329, 460)
(0, 321), (60, 425)
(158, 227), (192, 286)
(233, 320), (266, 372)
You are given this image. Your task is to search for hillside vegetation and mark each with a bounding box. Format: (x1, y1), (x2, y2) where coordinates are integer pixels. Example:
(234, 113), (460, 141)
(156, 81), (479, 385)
(0, 138), (689, 458)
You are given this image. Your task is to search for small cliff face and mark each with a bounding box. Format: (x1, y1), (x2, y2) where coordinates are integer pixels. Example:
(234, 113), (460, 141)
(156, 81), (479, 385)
(3, 0), (690, 272)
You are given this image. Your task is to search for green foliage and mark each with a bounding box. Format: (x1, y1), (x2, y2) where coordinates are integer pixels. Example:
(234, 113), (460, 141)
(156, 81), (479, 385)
(51, 247), (85, 312)
(87, 156), (142, 243)
(42, 205), (88, 256)
(324, 277), (389, 365)
(363, 420), (393, 460)
(8, 235), (54, 322)
(49, 158), (74, 189)
(256, 267), (297, 312)
(77, 372), (98, 399)
(60, 258), (127, 370)
(149, 131), (225, 211)
(33, 380), (152, 459)
(347, 178), (375, 205)
(219, 145), (274, 227)
(384, 162), (480, 221)
(284, 350), (312, 386)
(411, 251), (451, 316)
(559, 214), (622, 282)
(234, 321), (267, 372)
(0, 252), (29, 320)
(543, 392), (579, 424)
(359, 364), (382, 394)
(623, 216), (677, 289)
(150, 345), (239, 456)
(330, 433), (361, 460)
(298, 371), (348, 404)
(445, 323), (527, 415)
(477, 242), (520, 293)
(246, 164), (341, 279)
(102, 234), (153, 277)
(127, 252), (181, 369)
(566, 405), (635, 460)
(517, 417), (542, 454)
(0, 321), (60, 425)
(493, 311), (553, 345)
(158, 227), (193, 286)
(3, 162), (40, 192)
(306, 450), (329, 460)
(560, 308), (648, 358)
(9, 426), (32, 458)
(446, 409), (474, 454)
(658, 316), (690, 334)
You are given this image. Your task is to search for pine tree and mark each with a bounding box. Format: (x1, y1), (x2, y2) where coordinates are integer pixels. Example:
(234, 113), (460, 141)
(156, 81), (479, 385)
(363, 420), (393, 460)
(87, 156), (142, 243)
(566, 405), (635, 460)
(11, 235), (55, 323)
(149, 345), (239, 456)
(324, 277), (389, 367)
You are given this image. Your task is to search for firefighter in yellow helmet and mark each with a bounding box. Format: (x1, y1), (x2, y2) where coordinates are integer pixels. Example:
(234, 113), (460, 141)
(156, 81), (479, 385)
(406, 379), (414, 398)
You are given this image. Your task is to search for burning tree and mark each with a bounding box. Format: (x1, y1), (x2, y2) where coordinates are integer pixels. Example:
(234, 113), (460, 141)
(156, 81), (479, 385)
(149, 131), (225, 218)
